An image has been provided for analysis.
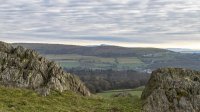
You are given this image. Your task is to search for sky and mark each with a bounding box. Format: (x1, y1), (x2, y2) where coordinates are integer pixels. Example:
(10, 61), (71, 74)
(0, 0), (200, 49)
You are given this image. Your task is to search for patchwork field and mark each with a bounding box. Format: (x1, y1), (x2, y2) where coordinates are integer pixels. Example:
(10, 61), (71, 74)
(44, 54), (146, 70)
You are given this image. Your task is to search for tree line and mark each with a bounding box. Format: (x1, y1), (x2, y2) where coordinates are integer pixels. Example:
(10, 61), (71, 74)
(65, 68), (150, 93)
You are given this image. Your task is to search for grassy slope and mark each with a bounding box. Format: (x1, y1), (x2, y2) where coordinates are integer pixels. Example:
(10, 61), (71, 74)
(0, 86), (141, 112)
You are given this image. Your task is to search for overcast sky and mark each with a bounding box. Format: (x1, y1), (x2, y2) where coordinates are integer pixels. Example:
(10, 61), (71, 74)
(0, 0), (200, 49)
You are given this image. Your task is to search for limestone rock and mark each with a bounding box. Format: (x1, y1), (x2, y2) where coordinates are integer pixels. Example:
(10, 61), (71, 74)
(0, 41), (90, 96)
(141, 68), (200, 112)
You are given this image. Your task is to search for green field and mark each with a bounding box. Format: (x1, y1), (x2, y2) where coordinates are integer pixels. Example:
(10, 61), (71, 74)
(0, 86), (142, 112)
(45, 54), (146, 70)
(97, 86), (145, 98)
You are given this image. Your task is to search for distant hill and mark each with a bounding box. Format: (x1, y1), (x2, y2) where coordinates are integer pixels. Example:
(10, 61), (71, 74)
(13, 43), (200, 71)
(13, 43), (173, 57)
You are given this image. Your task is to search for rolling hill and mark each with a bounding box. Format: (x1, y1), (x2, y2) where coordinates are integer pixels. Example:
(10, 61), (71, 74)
(13, 43), (200, 72)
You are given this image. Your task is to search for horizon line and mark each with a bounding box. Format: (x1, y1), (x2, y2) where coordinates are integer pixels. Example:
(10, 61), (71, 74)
(8, 41), (200, 51)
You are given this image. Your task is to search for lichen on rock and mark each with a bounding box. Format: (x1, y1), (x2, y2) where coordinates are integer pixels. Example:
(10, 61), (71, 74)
(141, 68), (200, 112)
(0, 41), (90, 96)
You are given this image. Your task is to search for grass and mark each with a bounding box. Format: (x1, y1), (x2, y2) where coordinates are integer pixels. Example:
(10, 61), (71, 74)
(97, 86), (145, 98)
(0, 86), (142, 112)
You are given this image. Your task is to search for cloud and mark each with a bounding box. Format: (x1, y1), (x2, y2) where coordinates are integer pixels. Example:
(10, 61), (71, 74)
(0, 0), (200, 49)
(109, 0), (130, 4)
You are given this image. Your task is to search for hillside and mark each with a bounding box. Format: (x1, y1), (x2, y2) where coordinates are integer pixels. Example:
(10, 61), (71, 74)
(13, 43), (200, 72)
(0, 86), (141, 112)
(13, 43), (171, 57)
(0, 41), (90, 96)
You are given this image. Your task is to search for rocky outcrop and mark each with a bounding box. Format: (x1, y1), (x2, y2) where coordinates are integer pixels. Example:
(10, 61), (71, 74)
(0, 41), (90, 96)
(141, 68), (200, 112)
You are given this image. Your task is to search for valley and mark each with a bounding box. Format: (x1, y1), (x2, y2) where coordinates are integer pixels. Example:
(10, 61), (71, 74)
(12, 43), (200, 93)
(0, 41), (199, 112)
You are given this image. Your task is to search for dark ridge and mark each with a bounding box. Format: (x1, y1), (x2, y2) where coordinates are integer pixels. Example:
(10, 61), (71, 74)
(13, 43), (173, 57)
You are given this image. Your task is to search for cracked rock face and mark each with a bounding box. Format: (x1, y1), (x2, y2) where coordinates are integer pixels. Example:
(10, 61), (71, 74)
(0, 41), (90, 96)
(141, 68), (200, 112)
